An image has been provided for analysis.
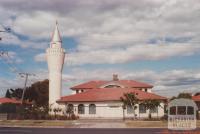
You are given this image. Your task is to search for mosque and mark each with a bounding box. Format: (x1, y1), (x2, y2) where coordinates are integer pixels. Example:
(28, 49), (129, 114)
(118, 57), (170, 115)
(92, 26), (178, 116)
(46, 22), (167, 119)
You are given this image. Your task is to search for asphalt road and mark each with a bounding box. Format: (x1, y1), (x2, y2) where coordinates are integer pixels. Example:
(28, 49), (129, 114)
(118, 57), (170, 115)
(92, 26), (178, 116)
(0, 127), (199, 134)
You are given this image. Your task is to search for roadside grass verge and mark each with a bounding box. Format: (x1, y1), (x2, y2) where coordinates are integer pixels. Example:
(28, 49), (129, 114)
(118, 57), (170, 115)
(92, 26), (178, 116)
(0, 120), (200, 128)
(0, 120), (74, 127)
(125, 120), (168, 128)
(126, 120), (200, 128)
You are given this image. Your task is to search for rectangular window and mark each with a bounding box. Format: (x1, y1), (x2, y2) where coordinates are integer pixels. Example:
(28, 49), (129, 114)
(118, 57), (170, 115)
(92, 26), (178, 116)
(177, 106), (186, 115)
(127, 105), (134, 114)
(150, 107), (158, 113)
(187, 106), (194, 115)
(170, 106), (176, 115)
(139, 104), (146, 113)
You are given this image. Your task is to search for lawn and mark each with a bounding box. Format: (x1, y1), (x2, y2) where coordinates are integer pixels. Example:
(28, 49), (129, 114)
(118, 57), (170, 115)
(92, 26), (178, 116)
(0, 120), (74, 127)
(126, 120), (200, 128)
(0, 120), (200, 128)
(125, 120), (168, 128)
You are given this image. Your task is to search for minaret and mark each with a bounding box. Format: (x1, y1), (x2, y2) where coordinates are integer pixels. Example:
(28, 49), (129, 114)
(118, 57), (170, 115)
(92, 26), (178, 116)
(46, 21), (65, 111)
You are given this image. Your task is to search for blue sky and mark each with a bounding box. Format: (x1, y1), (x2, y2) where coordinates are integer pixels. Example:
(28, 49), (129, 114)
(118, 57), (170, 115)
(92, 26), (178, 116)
(0, 0), (200, 97)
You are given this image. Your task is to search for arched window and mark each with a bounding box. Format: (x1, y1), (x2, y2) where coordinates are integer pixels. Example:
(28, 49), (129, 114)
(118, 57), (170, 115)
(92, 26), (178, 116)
(139, 104), (146, 113)
(127, 105), (134, 114)
(89, 104), (96, 114)
(66, 104), (74, 114)
(78, 104), (85, 114)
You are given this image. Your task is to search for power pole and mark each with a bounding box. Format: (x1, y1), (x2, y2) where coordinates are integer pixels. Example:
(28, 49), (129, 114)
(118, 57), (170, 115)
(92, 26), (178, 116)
(19, 73), (35, 104)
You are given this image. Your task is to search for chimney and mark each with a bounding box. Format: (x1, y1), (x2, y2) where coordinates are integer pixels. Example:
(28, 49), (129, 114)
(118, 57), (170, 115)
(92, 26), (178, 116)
(113, 74), (119, 81)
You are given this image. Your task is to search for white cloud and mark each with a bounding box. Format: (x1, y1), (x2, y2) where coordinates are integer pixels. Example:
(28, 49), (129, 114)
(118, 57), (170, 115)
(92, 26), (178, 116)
(1, 0), (200, 50)
(62, 68), (200, 97)
(0, 51), (23, 64)
(1, 0), (200, 98)
(1, 66), (200, 97)
(34, 43), (200, 66)
(34, 53), (46, 62)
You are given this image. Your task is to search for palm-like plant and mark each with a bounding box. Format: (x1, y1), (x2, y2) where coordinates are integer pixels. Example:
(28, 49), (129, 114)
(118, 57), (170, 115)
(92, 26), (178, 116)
(141, 99), (161, 119)
(120, 92), (139, 119)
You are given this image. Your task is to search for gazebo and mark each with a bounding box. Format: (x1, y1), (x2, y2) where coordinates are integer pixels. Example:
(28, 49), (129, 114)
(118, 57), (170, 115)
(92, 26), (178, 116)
(168, 98), (198, 130)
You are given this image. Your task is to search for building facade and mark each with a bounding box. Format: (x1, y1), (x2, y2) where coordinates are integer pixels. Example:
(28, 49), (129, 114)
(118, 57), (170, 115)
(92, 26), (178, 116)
(57, 75), (167, 119)
(46, 23), (167, 119)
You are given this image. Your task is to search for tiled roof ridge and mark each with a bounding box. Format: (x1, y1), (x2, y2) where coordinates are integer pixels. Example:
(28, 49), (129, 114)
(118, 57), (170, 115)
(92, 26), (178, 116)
(70, 79), (153, 90)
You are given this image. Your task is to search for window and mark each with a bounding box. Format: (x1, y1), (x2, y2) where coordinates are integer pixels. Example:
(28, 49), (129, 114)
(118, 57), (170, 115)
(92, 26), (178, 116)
(89, 104), (96, 114)
(66, 104), (74, 114)
(127, 105), (134, 114)
(76, 90), (79, 94)
(78, 104), (85, 114)
(150, 107), (158, 113)
(177, 106), (186, 115)
(145, 89), (148, 92)
(139, 104), (146, 113)
(170, 106), (176, 115)
(187, 106), (194, 115)
(104, 85), (121, 88)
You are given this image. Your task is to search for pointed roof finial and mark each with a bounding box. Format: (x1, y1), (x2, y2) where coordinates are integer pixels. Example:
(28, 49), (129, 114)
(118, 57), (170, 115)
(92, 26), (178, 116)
(51, 21), (62, 43)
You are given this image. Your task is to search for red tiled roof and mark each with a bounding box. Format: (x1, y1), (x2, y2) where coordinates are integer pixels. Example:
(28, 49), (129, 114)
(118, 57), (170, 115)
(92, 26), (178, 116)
(0, 97), (21, 104)
(70, 80), (153, 90)
(58, 88), (166, 102)
(117, 80), (153, 88)
(71, 81), (107, 90)
(192, 95), (200, 102)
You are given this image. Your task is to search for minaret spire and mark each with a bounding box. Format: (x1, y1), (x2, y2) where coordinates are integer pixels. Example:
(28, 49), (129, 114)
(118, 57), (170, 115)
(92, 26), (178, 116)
(51, 21), (62, 43)
(46, 21), (65, 114)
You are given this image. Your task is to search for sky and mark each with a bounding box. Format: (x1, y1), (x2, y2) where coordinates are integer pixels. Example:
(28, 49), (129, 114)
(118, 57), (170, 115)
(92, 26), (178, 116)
(0, 0), (200, 97)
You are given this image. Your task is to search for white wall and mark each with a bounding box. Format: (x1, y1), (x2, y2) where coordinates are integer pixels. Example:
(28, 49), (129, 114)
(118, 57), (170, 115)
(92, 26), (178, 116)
(59, 101), (165, 119)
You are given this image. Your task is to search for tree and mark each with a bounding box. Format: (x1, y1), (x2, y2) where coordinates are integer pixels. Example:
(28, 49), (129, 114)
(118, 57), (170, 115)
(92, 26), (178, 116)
(120, 92), (139, 119)
(9, 88), (23, 99)
(5, 89), (11, 98)
(194, 92), (200, 96)
(5, 79), (49, 107)
(53, 107), (62, 119)
(170, 93), (192, 101)
(141, 99), (161, 119)
(66, 105), (74, 118)
(177, 92), (192, 99)
(25, 79), (49, 106)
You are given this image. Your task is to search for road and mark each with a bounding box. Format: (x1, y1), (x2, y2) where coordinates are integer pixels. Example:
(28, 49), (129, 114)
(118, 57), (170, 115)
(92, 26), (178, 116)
(0, 127), (199, 134)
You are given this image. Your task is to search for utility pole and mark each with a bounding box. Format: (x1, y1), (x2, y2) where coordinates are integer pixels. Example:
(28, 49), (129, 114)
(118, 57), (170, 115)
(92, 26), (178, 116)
(19, 73), (35, 104)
